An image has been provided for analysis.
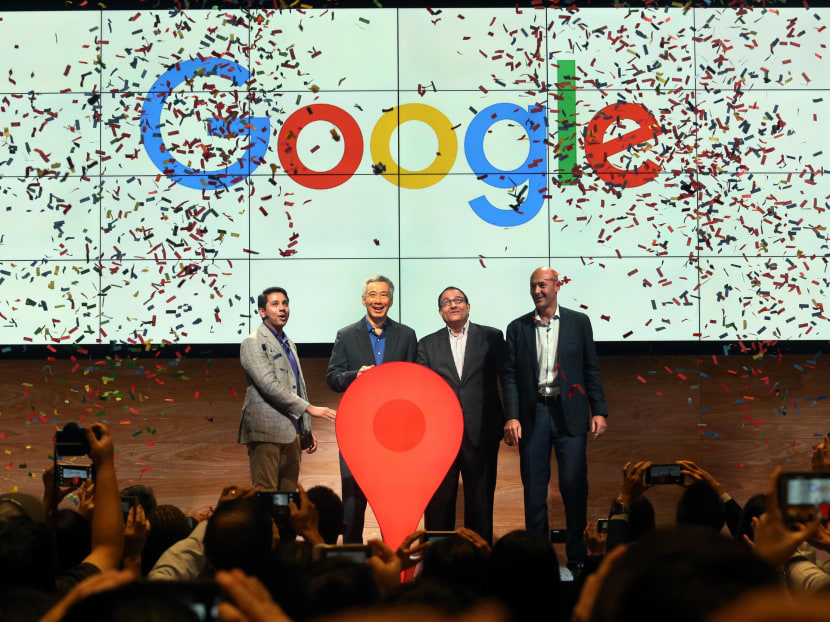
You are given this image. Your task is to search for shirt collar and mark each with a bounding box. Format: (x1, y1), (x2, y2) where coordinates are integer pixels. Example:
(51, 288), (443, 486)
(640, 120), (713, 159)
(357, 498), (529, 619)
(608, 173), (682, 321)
(533, 310), (559, 326)
(365, 316), (388, 334)
(447, 319), (470, 337)
(262, 319), (289, 344)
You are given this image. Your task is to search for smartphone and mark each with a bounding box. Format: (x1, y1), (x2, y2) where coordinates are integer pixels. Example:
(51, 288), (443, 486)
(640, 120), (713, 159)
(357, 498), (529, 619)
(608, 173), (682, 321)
(777, 472), (830, 525)
(421, 530), (456, 543)
(254, 491), (300, 514)
(645, 464), (684, 485)
(597, 519), (609, 534)
(148, 580), (222, 622)
(121, 496), (139, 521)
(550, 529), (568, 543)
(57, 463), (93, 487)
(312, 543), (373, 563)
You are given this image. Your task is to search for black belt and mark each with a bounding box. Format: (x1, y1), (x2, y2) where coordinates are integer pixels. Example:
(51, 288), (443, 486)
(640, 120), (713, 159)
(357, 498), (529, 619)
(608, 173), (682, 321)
(537, 393), (560, 405)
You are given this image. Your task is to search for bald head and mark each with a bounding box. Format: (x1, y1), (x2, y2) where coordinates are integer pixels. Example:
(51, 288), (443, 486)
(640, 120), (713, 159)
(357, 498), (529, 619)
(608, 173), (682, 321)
(530, 267), (561, 319)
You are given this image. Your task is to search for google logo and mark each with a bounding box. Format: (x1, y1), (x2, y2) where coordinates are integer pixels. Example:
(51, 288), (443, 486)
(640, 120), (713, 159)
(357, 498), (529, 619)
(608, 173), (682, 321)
(141, 58), (662, 227)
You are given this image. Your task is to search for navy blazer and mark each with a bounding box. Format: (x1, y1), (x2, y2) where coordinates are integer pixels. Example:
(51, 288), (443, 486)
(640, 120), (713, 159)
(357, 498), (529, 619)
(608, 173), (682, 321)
(327, 317), (417, 393)
(416, 322), (505, 448)
(503, 305), (608, 436)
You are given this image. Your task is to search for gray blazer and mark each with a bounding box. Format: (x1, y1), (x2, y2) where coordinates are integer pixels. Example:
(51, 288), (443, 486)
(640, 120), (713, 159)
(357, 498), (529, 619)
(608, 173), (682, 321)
(238, 323), (311, 444)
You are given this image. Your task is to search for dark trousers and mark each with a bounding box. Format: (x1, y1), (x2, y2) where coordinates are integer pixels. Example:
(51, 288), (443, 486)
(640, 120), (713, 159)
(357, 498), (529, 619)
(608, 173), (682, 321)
(424, 435), (500, 544)
(519, 400), (588, 564)
(340, 453), (368, 543)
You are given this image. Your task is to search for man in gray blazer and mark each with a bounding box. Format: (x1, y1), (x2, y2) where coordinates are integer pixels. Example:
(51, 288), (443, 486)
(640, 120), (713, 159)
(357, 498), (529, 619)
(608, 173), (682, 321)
(327, 275), (417, 543)
(416, 286), (505, 544)
(239, 287), (336, 492)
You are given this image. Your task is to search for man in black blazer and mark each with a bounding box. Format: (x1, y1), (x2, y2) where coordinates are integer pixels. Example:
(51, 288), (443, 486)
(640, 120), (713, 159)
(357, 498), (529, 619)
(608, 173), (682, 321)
(327, 275), (417, 543)
(503, 266), (608, 569)
(416, 286), (505, 544)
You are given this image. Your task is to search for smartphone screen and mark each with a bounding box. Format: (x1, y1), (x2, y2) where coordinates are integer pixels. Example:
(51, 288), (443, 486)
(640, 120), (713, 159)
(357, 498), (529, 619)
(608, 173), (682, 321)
(597, 519), (609, 534)
(550, 529), (568, 543)
(780, 473), (830, 524)
(58, 464), (92, 486)
(313, 544), (373, 562)
(646, 464), (684, 485)
(422, 531), (455, 543)
(255, 491), (300, 513)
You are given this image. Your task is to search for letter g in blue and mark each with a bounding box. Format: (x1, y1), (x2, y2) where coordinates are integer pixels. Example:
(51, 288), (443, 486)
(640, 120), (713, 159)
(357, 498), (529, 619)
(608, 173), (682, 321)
(464, 103), (546, 227)
(140, 58), (269, 189)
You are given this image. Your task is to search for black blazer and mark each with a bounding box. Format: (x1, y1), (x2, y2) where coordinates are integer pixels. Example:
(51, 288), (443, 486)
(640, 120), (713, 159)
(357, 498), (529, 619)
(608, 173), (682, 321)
(327, 317), (417, 393)
(503, 305), (608, 436)
(416, 322), (505, 448)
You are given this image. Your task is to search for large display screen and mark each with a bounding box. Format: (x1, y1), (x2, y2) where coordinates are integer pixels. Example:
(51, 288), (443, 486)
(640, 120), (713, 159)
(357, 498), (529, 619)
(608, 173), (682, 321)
(0, 6), (827, 345)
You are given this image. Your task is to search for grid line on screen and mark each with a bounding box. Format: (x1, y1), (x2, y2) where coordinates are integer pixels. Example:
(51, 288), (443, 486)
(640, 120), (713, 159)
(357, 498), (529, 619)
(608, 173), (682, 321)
(0, 6), (827, 346)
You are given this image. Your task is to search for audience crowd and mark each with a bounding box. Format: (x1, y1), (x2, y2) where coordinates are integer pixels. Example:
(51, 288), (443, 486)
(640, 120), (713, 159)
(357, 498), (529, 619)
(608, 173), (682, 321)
(1, 424), (828, 622)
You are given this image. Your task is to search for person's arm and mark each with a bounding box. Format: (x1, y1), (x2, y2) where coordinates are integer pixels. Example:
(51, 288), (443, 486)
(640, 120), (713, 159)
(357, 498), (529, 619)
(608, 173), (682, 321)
(326, 329), (359, 392)
(289, 484), (324, 546)
(82, 423), (124, 573)
(415, 338), (430, 367)
(147, 520), (208, 581)
(404, 327), (418, 362)
(581, 314), (608, 417)
(676, 460), (742, 536)
(121, 504), (150, 576)
(785, 555), (830, 592)
(241, 336), (309, 418)
(746, 467), (820, 567)
(502, 321), (522, 446)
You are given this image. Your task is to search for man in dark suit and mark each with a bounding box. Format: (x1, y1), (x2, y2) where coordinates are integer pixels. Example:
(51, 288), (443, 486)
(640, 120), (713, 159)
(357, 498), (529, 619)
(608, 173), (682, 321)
(327, 275), (417, 543)
(416, 286), (505, 544)
(503, 267), (608, 569)
(239, 287), (336, 492)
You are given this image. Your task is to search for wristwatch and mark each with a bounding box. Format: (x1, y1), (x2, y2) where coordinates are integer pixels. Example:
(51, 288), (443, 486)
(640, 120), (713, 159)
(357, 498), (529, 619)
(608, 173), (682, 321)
(610, 500), (628, 516)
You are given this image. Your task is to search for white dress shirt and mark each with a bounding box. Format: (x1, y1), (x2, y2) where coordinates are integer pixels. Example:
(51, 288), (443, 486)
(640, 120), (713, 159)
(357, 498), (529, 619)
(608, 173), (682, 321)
(535, 310), (560, 396)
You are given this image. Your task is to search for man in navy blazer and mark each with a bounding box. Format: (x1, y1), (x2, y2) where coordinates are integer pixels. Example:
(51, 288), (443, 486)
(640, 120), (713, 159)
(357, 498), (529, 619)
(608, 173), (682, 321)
(327, 275), (417, 543)
(503, 267), (608, 569)
(416, 286), (505, 543)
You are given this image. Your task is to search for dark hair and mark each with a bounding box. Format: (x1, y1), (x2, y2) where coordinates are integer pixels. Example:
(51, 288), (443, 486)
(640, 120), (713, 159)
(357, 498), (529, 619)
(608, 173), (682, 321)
(120, 485), (157, 515)
(437, 286), (469, 308)
(588, 527), (780, 622)
(264, 541), (314, 620)
(676, 481), (725, 531)
(388, 579), (484, 616)
(258, 287), (289, 310)
(486, 530), (562, 622)
(0, 517), (57, 593)
(735, 493), (766, 544)
(628, 495), (656, 541)
(204, 498), (273, 577)
(62, 582), (201, 622)
(306, 486), (344, 545)
(55, 509), (91, 572)
(142, 505), (192, 576)
(421, 534), (486, 593)
(300, 557), (380, 620)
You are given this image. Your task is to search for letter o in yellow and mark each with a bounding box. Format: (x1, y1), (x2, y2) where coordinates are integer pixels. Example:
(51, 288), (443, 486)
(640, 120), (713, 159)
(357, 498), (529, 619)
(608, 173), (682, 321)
(370, 103), (458, 189)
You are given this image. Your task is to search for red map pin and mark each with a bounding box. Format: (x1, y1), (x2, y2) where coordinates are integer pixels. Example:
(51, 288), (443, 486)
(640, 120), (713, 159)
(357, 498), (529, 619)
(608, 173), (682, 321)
(336, 361), (463, 550)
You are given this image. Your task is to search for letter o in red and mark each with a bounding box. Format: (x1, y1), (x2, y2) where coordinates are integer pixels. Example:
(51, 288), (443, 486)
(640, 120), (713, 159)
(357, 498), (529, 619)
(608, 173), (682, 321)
(277, 104), (363, 189)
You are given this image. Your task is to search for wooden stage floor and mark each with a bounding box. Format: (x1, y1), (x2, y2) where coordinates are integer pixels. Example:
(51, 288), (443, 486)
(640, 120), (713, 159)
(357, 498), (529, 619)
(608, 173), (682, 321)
(1, 351), (826, 545)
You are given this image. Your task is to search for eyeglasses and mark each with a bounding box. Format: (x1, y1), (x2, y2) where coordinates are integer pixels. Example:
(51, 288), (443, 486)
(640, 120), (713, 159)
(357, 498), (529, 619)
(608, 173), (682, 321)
(439, 296), (466, 308)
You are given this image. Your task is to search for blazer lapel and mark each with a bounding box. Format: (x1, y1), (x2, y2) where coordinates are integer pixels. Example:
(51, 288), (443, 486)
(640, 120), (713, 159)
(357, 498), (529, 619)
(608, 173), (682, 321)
(522, 313), (539, 380)
(438, 325), (462, 384)
(354, 318), (376, 364)
(458, 323), (482, 383)
(384, 319), (399, 360)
